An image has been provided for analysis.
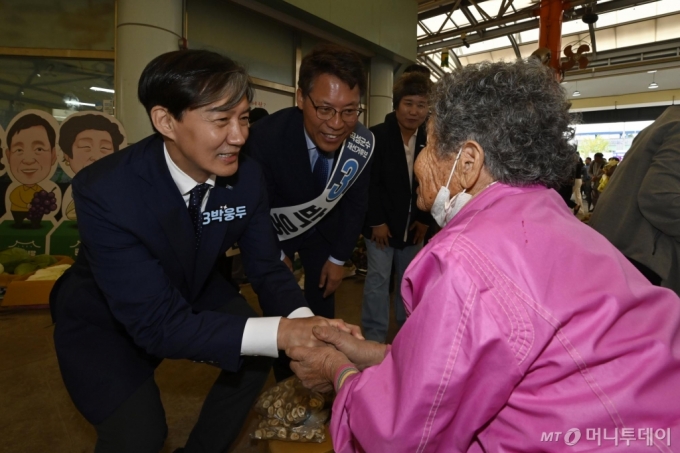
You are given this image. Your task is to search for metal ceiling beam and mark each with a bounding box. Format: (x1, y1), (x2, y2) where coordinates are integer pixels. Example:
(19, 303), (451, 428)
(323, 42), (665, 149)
(418, 0), (661, 54)
(419, 19), (539, 54)
(507, 34), (521, 59)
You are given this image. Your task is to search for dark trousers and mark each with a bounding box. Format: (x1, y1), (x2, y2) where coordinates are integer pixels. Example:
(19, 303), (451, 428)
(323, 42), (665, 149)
(582, 180), (592, 208)
(94, 297), (272, 453)
(274, 231), (335, 382)
(298, 230), (336, 319)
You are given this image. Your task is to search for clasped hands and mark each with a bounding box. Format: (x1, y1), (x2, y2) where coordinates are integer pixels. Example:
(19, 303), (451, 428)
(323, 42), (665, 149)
(278, 316), (387, 393)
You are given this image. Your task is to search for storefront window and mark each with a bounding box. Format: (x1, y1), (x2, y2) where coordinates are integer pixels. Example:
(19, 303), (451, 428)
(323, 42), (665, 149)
(0, 56), (114, 129)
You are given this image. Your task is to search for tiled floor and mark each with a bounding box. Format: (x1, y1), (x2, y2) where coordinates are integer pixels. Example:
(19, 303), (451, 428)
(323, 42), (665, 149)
(0, 274), (399, 453)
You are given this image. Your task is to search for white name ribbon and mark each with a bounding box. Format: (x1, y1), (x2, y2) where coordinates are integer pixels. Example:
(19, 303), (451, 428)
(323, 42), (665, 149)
(270, 123), (375, 241)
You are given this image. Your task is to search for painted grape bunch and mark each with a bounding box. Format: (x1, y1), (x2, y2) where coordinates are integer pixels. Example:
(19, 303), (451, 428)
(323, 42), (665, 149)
(28, 189), (58, 221)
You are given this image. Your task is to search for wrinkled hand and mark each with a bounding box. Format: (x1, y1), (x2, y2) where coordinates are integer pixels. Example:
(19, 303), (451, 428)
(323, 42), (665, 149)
(277, 316), (331, 350)
(313, 326), (385, 370)
(326, 319), (364, 340)
(287, 344), (352, 393)
(319, 260), (344, 298)
(283, 255), (293, 272)
(371, 224), (391, 250)
(409, 221), (429, 245)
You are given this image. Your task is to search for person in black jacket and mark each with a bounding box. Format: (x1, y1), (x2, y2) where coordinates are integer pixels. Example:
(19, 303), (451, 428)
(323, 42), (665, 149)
(361, 72), (432, 342)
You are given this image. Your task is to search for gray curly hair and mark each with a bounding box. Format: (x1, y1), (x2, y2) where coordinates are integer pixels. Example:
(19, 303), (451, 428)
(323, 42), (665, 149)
(430, 59), (576, 189)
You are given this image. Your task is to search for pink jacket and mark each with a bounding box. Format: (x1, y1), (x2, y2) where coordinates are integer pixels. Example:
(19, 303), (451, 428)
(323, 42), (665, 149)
(332, 184), (680, 452)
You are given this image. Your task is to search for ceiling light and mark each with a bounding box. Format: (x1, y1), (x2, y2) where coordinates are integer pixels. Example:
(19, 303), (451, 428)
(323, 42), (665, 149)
(573, 91), (581, 96)
(90, 86), (115, 93)
(65, 99), (96, 107)
(647, 70), (657, 74)
(648, 72), (659, 89)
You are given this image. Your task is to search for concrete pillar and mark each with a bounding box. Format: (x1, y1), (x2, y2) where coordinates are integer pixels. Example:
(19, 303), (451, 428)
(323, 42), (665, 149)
(368, 56), (394, 127)
(115, 0), (183, 142)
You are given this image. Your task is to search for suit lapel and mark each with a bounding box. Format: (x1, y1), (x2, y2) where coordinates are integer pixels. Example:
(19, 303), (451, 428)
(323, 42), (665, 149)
(190, 177), (233, 300)
(135, 137), (197, 285)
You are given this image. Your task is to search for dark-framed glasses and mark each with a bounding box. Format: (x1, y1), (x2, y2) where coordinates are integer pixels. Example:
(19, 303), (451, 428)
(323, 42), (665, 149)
(307, 95), (364, 122)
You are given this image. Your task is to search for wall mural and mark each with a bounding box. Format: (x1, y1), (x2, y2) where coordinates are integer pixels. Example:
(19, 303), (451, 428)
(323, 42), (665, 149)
(0, 110), (127, 260)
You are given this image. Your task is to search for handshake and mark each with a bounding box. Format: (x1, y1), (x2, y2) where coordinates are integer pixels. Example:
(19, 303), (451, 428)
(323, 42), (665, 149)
(277, 317), (387, 393)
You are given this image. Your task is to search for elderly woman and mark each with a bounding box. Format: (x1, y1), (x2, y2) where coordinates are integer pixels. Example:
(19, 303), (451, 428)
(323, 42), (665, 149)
(287, 60), (680, 452)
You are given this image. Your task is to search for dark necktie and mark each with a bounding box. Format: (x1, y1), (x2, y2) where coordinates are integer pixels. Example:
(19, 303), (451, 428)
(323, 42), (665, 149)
(188, 183), (211, 249)
(312, 149), (332, 196)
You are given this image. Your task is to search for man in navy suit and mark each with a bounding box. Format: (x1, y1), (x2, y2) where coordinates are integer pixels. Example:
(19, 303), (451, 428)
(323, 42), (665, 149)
(244, 44), (371, 320)
(51, 50), (357, 453)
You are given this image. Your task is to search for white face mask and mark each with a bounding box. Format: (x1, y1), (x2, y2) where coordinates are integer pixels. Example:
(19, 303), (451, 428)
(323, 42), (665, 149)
(430, 147), (472, 227)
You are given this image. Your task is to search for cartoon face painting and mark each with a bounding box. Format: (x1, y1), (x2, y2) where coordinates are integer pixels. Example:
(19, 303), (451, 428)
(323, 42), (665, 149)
(3, 112), (60, 229)
(57, 113), (127, 221)
(59, 113), (126, 175)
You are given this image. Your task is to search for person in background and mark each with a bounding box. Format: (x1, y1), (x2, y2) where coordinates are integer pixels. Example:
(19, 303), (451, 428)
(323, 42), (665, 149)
(248, 107), (269, 124)
(572, 154), (584, 215)
(597, 159), (618, 193)
(581, 156), (592, 210)
(286, 59), (680, 453)
(590, 105), (680, 293)
(588, 152), (605, 210)
(361, 72), (432, 343)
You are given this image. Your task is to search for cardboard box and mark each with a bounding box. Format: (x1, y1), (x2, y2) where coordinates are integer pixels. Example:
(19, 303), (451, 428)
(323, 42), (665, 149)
(0, 256), (74, 307)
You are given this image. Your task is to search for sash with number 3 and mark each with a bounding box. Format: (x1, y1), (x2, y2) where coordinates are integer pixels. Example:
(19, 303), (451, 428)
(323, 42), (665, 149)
(270, 123), (375, 241)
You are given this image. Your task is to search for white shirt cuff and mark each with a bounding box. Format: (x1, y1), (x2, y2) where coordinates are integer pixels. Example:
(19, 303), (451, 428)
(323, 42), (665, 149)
(328, 256), (345, 266)
(280, 250), (286, 261)
(240, 308), (314, 357)
(241, 317), (281, 357)
(288, 307), (314, 318)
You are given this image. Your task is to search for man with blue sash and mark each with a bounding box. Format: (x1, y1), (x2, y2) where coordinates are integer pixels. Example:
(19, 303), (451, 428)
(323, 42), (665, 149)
(245, 44), (374, 321)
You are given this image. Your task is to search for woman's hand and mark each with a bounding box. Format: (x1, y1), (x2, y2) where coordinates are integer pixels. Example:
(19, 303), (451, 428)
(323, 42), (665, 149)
(326, 319), (365, 340)
(287, 345), (351, 393)
(313, 326), (386, 370)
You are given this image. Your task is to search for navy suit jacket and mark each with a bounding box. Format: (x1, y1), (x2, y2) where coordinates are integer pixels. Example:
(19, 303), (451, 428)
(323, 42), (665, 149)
(243, 107), (372, 262)
(362, 112), (431, 249)
(51, 134), (306, 424)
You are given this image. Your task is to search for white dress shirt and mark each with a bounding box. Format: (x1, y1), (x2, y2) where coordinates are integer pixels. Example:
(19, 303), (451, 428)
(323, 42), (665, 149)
(163, 145), (313, 357)
(303, 129), (345, 267)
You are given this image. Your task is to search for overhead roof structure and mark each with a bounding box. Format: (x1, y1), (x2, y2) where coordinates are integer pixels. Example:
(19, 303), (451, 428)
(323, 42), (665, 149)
(415, 0), (680, 109)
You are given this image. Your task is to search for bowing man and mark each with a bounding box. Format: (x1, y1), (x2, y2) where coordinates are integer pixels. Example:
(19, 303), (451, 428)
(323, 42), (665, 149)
(50, 49), (357, 453)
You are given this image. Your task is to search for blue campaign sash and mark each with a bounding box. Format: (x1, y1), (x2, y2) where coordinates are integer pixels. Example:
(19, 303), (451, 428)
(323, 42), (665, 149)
(270, 123), (375, 241)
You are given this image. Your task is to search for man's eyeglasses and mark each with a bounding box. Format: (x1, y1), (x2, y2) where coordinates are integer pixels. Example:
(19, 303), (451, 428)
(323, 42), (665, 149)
(307, 95), (364, 123)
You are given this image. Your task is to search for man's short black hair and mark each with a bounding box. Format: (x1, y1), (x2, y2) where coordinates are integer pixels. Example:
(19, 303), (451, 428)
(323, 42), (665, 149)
(298, 44), (366, 97)
(138, 49), (253, 123)
(392, 72), (432, 110)
(403, 64), (431, 77)
(594, 152), (604, 158)
(59, 114), (126, 158)
(249, 108), (269, 124)
(7, 113), (56, 149)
